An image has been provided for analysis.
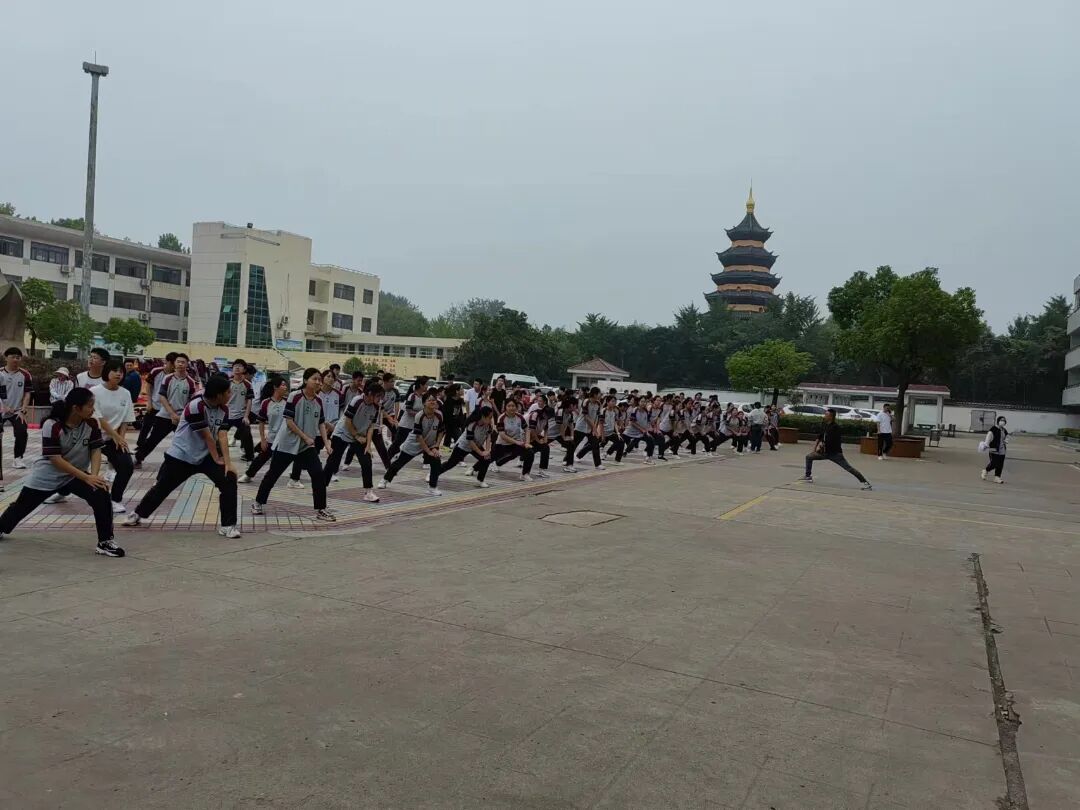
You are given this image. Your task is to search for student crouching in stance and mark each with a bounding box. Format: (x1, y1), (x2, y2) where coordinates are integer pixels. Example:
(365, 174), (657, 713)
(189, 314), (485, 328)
(124, 375), (242, 537)
(0, 387), (124, 556)
(323, 379), (384, 503)
(250, 368), (335, 522)
(379, 391), (445, 496)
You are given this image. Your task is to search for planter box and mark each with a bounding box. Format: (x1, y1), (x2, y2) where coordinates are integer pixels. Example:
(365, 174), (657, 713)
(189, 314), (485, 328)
(777, 426), (799, 444)
(859, 436), (923, 458)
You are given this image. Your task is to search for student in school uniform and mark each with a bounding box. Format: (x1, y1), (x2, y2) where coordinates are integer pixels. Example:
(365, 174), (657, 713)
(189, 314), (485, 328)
(286, 369), (340, 489)
(340, 371), (368, 470)
(441, 405), (495, 487)
(249, 368), (334, 522)
(136, 352), (176, 456)
(490, 398), (535, 481)
(623, 395), (656, 463)
(388, 376), (428, 459)
(134, 353), (198, 466)
(597, 395), (625, 463)
(527, 402), (554, 478)
(323, 380), (383, 503)
(570, 387), (604, 470)
(379, 392), (445, 495)
(370, 373), (398, 469)
(123, 375), (242, 538)
(0, 346), (33, 469)
(83, 359), (136, 514)
(76, 347), (110, 389)
(0, 387), (123, 555)
(220, 360), (256, 464)
(239, 376), (288, 484)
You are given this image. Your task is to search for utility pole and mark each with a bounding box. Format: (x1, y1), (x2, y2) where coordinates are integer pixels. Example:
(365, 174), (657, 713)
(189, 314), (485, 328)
(80, 60), (109, 357)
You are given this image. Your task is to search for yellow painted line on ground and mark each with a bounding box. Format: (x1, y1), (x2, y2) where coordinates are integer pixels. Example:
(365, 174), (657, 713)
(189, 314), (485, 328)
(719, 494), (769, 521)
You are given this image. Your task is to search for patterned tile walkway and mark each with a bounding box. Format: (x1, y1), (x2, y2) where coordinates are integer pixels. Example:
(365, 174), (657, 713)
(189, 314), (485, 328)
(0, 433), (718, 536)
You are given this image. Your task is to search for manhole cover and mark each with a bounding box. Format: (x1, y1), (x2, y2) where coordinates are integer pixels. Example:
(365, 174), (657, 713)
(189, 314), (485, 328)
(541, 511), (623, 527)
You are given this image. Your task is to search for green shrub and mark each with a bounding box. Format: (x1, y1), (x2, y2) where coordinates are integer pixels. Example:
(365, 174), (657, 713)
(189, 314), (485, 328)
(1058, 428), (1080, 439)
(778, 414), (875, 437)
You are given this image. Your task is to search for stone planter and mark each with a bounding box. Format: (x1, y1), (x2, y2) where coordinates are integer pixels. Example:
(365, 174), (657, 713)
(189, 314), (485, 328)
(859, 435), (923, 458)
(777, 426), (799, 444)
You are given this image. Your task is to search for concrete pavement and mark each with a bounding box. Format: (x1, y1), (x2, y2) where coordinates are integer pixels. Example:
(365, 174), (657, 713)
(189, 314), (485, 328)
(2, 434), (1078, 807)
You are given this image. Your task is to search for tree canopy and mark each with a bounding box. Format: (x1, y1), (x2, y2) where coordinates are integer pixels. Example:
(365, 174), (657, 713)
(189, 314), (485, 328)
(50, 217), (85, 231)
(726, 339), (813, 404)
(33, 301), (97, 355)
(377, 291), (430, 336)
(20, 278), (56, 354)
(102, 318), (156, 355)
(429, 298), (506, 338)
(157, 233), (188, 253)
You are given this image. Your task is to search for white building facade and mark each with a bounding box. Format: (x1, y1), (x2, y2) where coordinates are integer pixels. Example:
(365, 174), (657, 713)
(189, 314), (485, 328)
(1063, 273), (1080, 407)
(0, 214), (190, 345)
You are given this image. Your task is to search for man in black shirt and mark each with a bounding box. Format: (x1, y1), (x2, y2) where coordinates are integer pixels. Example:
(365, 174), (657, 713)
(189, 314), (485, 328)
(802, 408), (872, 490)
(491, 376), (507, 414)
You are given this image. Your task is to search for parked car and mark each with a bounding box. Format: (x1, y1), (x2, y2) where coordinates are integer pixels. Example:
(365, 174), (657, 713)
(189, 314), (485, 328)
(783, 404), (829, 416)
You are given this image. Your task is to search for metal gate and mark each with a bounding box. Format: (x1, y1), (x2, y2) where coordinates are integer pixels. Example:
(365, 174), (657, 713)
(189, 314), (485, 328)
(969, 409), (996, 433)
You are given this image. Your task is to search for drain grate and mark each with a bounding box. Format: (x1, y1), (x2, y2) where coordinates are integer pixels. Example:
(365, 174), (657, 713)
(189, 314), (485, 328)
(540, 511), (623, 527)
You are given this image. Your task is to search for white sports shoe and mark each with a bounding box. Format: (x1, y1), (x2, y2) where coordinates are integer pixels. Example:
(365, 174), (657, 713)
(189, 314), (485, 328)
(980, 469), (987, 480)
(377, 479), (388, 490)
(520, 474), (534, 482)
(341, 463), (352, 472)
(562, 466), (577, 473)
(476, 481), (490, 489)
(217, 525), (241, 539)
(363, 491), (380, 503)
(535, 470), (549, 479)
(994, 476), (1004, 484)
(12, 458), (27, 469)
(428, 487), (443, 496)
(286, 480), (305, 489)
(238, 473), (252, 483)
(595, 465), (606, 471)
(44, 493), (68, 504)
(122, 513), (142, 527)
(330, 474), (340, 483)
(110, 502), (127, 515)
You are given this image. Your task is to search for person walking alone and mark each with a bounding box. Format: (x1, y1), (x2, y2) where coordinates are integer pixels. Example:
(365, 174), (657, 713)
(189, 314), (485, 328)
(748, 402), (766, 453)
(874, 403), (894, 460)
(981, 416), (1009, 484)
(802, 408), (872, 490)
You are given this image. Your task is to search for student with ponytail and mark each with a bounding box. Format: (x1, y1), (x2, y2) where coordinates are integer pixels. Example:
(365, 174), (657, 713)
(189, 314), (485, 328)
(0, 388), (124, 557)
(441, 405), (495, 487)
(238, 375), (288, 483)
(379, 391), (445, 495)
(324, 379), (384, 502)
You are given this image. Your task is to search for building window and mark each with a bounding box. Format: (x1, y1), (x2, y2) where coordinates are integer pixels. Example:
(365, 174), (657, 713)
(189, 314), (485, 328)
(215, 263), (241, 347)
(306, 309), (315, 326)
(153, 328), (179, 341)
(184, 301), (189, 317)
(308, 279), (317, 296)
(245, 264), (273, 348)
(333, 283), (355, 302)
(382, 346), (391, 356)
(409, 346), (417, 357)
(73, 285), (109, 306)
(0, 235), (23, 258)
(362, 288), (374, 305)
(182, 330), (188, 342)
(115, 258), (147, 279)
(113, 290), (146, 310)
(332, 312), (353, 331)
(436, 348), (444, 359)
(48, 281), (68, 301)
(152, 265), (183, 285)
(361, 317), (372, 333)
(75, 251), (110, 272)
(150, 296), (181, 316)
(30, 242), (69, 265)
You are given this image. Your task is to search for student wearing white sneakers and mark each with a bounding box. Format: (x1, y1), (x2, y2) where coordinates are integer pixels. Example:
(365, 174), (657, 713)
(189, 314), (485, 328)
(84, 360), (135, 514)
(441, 405), (495, 487)
(874, 404), (894, 459)
(124, 375), (241, 538)
(323, 380), (384, 502)
(0, 346), (32, 470)
(380, 392), (445, 495)
(491, 399), (536, 481)
(0, 387), (123, 557)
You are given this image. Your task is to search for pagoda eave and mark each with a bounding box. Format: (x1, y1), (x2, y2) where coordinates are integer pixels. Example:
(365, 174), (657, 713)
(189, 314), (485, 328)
(705, 289), (778, 307)
(711, 271), (781, 288)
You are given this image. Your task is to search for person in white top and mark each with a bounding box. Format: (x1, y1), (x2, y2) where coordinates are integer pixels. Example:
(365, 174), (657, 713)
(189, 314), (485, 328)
(76, 347), (110, 389)
(464, 379), (482, 415)
(90, 360), (136, 513)
(49, 367), (74, 404)
(874, 404), (894, 459)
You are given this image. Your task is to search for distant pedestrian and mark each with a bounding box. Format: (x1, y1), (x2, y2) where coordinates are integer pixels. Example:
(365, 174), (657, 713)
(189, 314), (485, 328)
(874, 403), (894, 459)
(981, 416), (1009, 484)
(802, 408), (872, 490)
(121, 359), (143, 403)
(748, 402), (766, 453)
(49, 367), (74, 405)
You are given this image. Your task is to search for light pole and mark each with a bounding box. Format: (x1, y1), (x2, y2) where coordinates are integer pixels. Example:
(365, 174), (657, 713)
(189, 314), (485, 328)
(80, 61), (108, 356)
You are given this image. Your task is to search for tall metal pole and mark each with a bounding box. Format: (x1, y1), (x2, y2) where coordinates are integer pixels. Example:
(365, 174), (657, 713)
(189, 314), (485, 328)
(80, 61), (109, 357)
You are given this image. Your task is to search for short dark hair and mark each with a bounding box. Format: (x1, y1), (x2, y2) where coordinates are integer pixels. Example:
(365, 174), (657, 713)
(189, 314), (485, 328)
(104, 359), (124, 377)
(175, 352), (189, 361)
(89, 347), (111, 361)
(352, 370), (365, 379)
(827, 407), (837, 416)
(416, 375), (430, 386)
(232, 359), (247, 370)
(204, 375), (230, 401)
(382, 372), (395, 382)
(329, 363), (341, 371)
(4, 346), (23, 357)
(165, 352), (179, 363)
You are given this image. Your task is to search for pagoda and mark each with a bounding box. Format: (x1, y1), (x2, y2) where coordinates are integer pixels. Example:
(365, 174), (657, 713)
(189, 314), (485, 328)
(704, 187), (781, 314)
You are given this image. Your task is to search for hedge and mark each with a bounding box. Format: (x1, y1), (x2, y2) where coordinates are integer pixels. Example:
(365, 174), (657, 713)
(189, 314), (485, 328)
(778, 414), (875, 437)
(1058, 428), (1080, 439)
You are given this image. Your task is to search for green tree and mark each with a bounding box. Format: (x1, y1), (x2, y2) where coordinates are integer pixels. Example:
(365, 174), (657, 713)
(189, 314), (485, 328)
(0, 202), (15, 216)
(157, 233), (187, 253)
(446, 308), (574, 382)
(430, 298), (506, 338)
(33, 301), (97, 355)
(343, 356), (381, 376)
(102, 317), (156, 355)
(20, 277), (57, 354)
(377, 291), (430, 336)
(726, 339), (813, 405)
(50, 217), (85, 230)
(828, 267), (982, 430)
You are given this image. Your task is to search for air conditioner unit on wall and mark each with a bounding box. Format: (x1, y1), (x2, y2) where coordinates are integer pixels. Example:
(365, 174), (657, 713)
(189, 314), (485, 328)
(138, 312), (151, 322)
(59, 265), (72, 276)
(140, 279), (151, 289)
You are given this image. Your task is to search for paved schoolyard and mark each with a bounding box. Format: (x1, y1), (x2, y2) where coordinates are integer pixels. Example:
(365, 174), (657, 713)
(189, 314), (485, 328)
(2, 432), (1078, 808)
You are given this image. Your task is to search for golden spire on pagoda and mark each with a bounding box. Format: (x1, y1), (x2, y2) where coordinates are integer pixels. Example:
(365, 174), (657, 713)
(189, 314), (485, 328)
(746, 182), (755, 213)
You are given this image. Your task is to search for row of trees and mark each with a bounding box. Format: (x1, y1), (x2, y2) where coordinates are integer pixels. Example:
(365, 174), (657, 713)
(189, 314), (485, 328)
(382, 267), (1067, 414)
(21, 278), (156, 356)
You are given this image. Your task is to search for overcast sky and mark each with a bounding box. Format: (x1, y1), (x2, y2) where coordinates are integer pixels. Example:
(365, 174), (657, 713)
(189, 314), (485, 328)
(4, 1), (1077, 331)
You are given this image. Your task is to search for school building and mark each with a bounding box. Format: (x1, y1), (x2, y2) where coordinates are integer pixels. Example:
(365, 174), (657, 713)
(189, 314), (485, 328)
(0, 215), (461, 377)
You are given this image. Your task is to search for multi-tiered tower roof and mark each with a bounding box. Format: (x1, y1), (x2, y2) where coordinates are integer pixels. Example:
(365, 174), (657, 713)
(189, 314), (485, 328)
(704, 188), (781, 314)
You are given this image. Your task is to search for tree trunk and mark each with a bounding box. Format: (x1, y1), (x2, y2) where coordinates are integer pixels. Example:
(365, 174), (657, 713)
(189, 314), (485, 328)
(771, 387), (779, 406)
(29, 330), (37, 355)
(894, 379), (909, 436)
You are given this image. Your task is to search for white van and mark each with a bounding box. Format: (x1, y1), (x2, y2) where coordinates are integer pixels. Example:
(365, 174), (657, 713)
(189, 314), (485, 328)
(490, 372), (542, 389)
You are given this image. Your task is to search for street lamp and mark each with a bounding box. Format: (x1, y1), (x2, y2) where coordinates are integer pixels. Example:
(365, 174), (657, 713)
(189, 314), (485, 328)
(79, 61), (108, 356)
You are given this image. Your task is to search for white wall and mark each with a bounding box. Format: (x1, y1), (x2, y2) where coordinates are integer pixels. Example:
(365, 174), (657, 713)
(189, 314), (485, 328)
(913, 403), (1080, 434)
